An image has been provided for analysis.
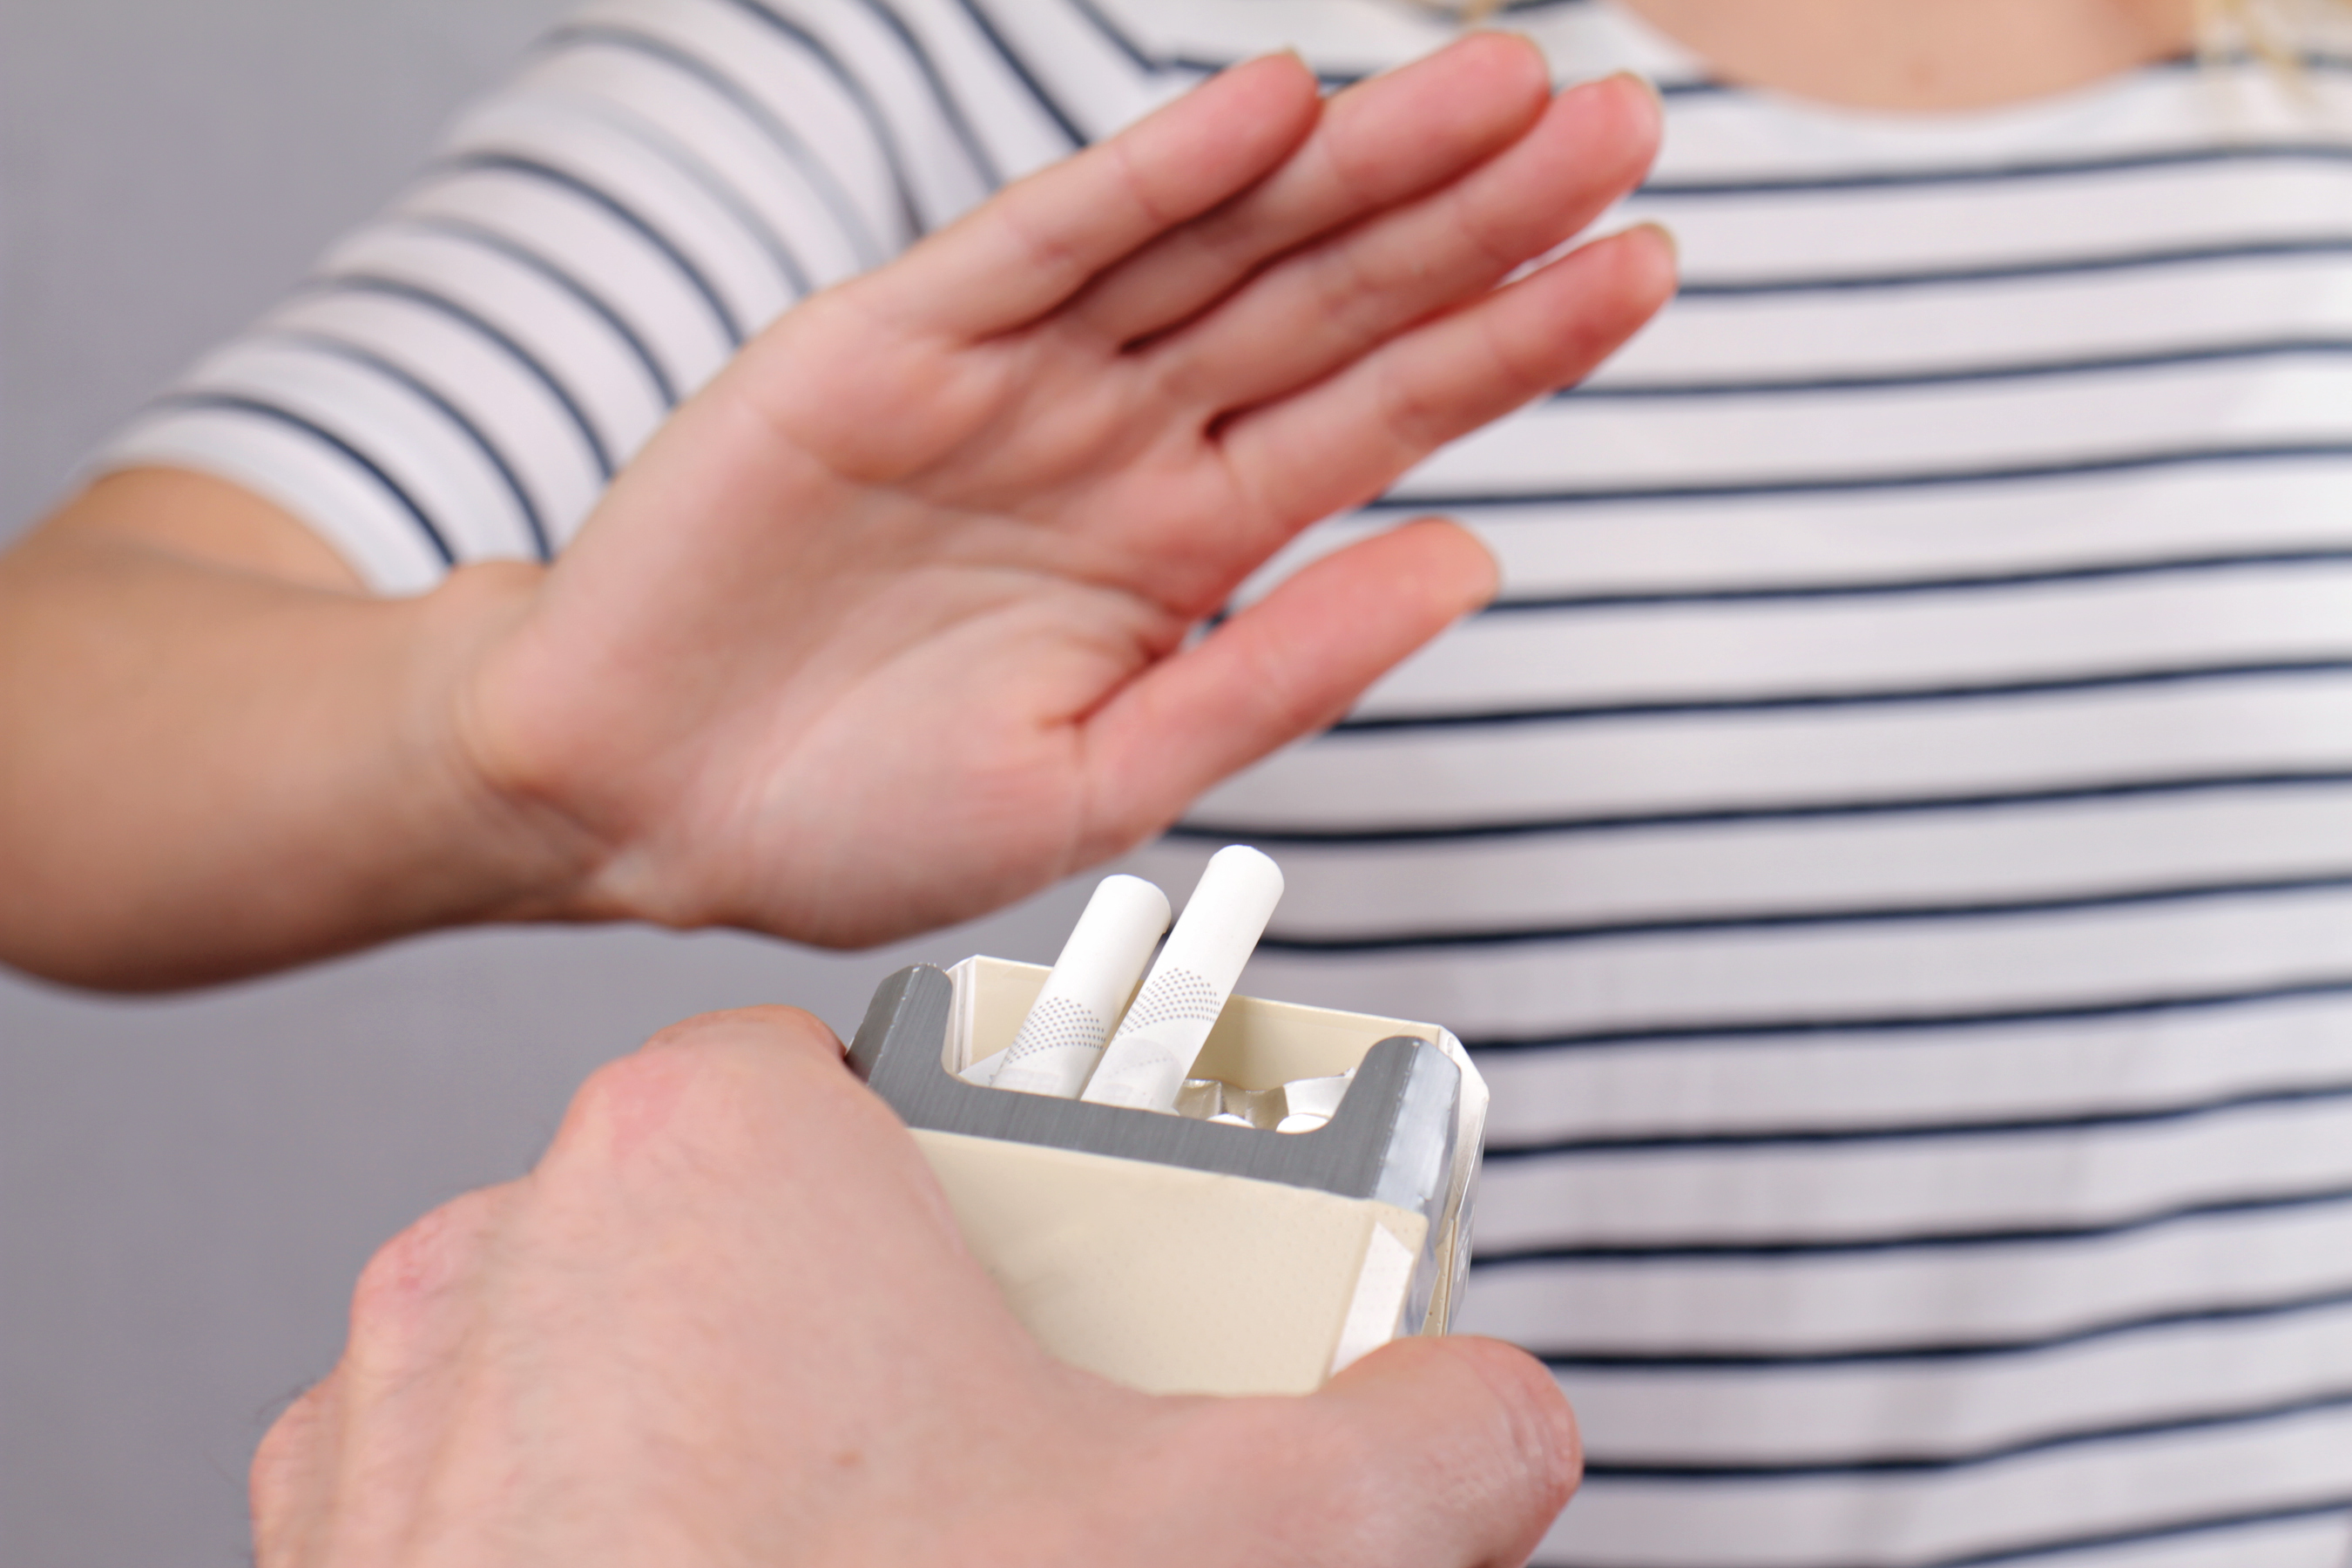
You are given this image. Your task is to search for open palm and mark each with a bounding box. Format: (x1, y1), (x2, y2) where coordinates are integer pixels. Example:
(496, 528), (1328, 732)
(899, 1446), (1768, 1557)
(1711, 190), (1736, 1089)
(462, 37), (1673, 946)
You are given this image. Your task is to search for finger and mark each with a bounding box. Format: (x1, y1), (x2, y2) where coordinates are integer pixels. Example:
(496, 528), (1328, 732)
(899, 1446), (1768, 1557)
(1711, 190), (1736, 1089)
(1071, 32), (1553, 348)
(870, 52), (1321, 341)
(1150, 72), (1660, 418)
(541, 1007), (971, 1264)
(341, 1182), (510, 1396)
(638, 1004), (847, 1065)
(272, 1182), (512, 1562)
(1077, 518), (1495, 854)
(250, 1374), (346, 1568)
(544, 1006), (851, 1178)
(1220, 223), (1677, 531)
(533, 1006), (1049, 1374)
(1296, 1335), (1583, 1567)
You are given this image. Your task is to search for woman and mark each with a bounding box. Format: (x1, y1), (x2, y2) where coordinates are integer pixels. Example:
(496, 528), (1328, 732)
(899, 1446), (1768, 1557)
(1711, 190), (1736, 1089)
(14, 2), (2352, 1563)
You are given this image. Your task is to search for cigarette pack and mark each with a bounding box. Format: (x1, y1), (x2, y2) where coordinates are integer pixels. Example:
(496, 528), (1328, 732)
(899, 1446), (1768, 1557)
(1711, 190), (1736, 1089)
(848, 957), (1487, 1396)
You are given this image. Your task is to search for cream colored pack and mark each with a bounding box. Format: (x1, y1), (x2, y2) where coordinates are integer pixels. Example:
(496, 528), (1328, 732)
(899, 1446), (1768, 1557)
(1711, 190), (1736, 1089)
(848, 956), (1487, 1397)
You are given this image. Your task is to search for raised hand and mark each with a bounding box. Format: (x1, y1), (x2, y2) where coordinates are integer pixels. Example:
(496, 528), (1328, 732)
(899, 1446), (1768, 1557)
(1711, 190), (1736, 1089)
(465, 37), (1671, 946)
(253, 1007), (1581, 1566)
(0, 35), (1667, 988)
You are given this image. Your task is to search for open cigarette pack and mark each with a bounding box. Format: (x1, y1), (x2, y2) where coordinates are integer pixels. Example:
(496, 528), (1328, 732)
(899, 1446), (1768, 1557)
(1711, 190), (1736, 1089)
(848, 951), (1488, 1397)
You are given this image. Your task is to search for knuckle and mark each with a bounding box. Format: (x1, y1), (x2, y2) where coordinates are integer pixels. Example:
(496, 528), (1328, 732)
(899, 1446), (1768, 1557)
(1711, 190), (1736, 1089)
(1372, 359), (1452, 457)
(643, 1004), (841, 1062)
(345, 1186), (500, 1369)
(999, 196), (1092, 299)
(558, 1046), (700, 1165)
(564, 1045), (655, 1119)
(1477, 300), (1575, 408)
(1314, 100), (1398, 206)
(1106, 134), (1187, 233)
(1313, 244), (1394, 340)
(1455, 190), (1532, 275)
(558, 1005), (848, 1169)
(249, 1378), (333, 1542)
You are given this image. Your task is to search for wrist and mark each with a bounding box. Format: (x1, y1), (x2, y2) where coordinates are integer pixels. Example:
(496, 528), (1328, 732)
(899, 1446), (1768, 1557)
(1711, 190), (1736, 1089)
(409, 562), (622, 929)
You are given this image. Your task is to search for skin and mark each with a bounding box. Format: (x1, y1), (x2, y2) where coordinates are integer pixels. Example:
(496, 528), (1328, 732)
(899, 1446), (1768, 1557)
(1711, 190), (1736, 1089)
(0, 38), (1672, 990)
(1620, 0), (2200, 111)
(251, 1007), (1583, 1568)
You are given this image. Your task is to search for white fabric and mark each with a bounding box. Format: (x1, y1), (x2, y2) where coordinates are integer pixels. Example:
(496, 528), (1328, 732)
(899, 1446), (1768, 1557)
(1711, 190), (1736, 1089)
(93, 2), (2352, 1562)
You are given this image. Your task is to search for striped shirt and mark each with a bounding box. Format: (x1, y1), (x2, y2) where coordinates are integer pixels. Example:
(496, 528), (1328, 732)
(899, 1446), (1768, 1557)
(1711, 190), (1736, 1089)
(98, 2), (2352, 1564)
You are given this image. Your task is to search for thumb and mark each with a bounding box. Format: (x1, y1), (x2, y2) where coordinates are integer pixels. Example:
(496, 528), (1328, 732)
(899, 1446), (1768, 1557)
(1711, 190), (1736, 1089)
(1296, 1335), (1583, 1568)
(1081, 517), (1497, 855)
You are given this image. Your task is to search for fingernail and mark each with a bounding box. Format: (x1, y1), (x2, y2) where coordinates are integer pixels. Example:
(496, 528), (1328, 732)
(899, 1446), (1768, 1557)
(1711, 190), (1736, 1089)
(1632, 220), (1680, 267)
(1495, 26), (1552, 78)
(1609, 69), (1665, 112)
(1227, 46), (1306, 74)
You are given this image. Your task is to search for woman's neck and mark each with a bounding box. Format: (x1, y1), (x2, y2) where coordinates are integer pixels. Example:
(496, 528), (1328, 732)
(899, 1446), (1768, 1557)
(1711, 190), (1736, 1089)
(1614, 0), (2201, 112)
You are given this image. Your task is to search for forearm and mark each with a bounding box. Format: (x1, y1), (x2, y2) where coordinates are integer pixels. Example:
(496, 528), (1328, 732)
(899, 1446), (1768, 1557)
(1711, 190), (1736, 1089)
(1, 45), (1667, 987)
(0, 475), (591, 990)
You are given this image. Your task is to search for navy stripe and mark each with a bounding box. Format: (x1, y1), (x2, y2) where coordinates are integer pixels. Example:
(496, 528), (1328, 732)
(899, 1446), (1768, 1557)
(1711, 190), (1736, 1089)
(321, 273), (617, 478)
(1062, 0), (1153, 73)
(1486, 1079), (2352, 1159)
(1915, 1492), (2352, 1568)
(1538, 1281), (2352, 1369)
(1581, 1384), (2352, 1479)
(721, 0), (925, 239)
(1327, 658), (2352, 734)
(1470, 1179), (2352, 1263)
(1649, 78), (1734, 98)
(154, 393), (455, 566)
(1363, 441), (2352, 510)
(1640, 138), (2352, 198)
(1481, 549), (2352, 611)
(1562, 336), (2352, 399)
(1260, 868), (2352, 954)
(1175, 772), (2352, 847)
(532, 28), (815, 301)
(436, 152), (745, 346)
(545, 21), (885, 269)
(849, 0), (1004, 187)
(1457, 972), (2352, 1054)
(1674, 237), (2352, 297)
(1553, 1490), (2352, 1568)
(393, 215), (679, 407)
(955, 0), (1089, 149)
(594, 90), (818, 301)
(255, 329), (552, 560)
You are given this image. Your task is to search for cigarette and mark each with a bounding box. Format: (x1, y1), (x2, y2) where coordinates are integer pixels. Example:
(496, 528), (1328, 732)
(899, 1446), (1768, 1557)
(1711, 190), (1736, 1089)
(990, 875), (1171, 1098)
(1078, 845), (1284, 1112)
(1274, 1071), (1354, 1133)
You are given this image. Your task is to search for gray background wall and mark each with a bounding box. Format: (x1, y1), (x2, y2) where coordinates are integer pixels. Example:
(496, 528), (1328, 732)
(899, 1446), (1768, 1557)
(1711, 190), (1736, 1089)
(0, 6), (1085, 1562)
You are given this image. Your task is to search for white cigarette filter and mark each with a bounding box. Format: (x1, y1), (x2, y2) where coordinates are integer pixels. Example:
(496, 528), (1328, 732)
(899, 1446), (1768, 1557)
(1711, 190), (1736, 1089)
(990, 875), (1173, 1098)
(1079, 846), (1285, 1112)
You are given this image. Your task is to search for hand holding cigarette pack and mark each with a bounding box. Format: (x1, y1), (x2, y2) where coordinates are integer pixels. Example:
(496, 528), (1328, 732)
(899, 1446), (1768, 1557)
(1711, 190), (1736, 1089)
(849, 848), (1488, 1396)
